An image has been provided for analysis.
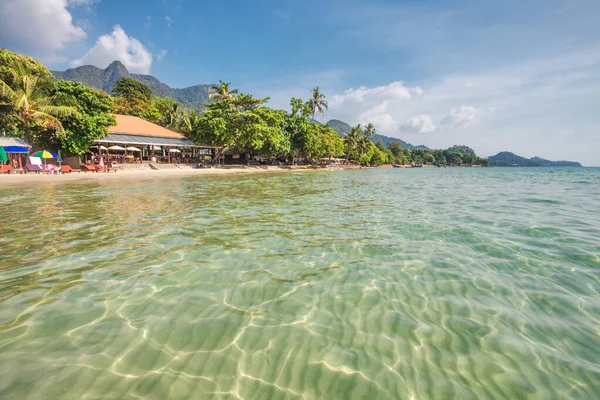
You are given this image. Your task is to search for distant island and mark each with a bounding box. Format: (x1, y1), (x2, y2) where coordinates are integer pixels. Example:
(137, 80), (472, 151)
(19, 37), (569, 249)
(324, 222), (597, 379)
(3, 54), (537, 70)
(489, 152), (582, 167)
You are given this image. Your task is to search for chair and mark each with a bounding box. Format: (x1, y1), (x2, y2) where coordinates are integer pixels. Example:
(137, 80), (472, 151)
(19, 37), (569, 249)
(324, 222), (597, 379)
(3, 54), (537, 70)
(82, 165), (98, 173)
(61, 165), (81, 173)
(26, 156), (48, 173)
(1, 165), (15, 174)
(96, 165), (118, 173)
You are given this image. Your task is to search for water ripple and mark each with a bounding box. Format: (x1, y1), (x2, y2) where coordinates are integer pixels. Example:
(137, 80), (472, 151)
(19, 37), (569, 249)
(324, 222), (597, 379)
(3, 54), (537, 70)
(1, 167), (599, 399)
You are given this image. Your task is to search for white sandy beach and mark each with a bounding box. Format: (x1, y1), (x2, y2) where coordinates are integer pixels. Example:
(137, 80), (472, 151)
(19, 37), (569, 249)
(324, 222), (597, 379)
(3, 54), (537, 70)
(0, 165), (349, 187)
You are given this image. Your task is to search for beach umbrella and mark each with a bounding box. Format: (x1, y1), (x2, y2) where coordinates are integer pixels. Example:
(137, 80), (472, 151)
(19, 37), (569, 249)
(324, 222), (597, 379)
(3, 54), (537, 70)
(31, 150), (59, 159)
(169, 149), (181, 153)
(151, 146), (161, 150)
(0, 147), (8, 163)
(125, 146), (141, 152)
(95, 145), (108, 150)
(108, 145), (126, 151)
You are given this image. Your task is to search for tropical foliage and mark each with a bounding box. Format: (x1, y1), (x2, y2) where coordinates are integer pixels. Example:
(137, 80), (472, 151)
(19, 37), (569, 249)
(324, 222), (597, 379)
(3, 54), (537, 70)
(0, 60), (77, 144)
(53, 80), (115, 156)
(0, 50), (493, 167)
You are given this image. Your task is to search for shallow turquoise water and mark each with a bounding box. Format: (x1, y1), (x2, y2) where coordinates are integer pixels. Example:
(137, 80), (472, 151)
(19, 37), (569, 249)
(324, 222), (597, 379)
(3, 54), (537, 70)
(1, 167), (599, 399)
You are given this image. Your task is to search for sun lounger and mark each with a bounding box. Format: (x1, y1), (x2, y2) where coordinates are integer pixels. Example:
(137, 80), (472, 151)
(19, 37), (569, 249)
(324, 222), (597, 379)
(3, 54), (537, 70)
(96, 165), (118, 173)
(82, 165), (98, 173)
(61, 165), (81, 173)
(26, 163), (47, 173)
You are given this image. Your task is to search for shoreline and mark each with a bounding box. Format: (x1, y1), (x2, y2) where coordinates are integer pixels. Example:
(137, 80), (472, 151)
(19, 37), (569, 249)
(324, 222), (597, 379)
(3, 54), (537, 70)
(0, 165), (360, 188)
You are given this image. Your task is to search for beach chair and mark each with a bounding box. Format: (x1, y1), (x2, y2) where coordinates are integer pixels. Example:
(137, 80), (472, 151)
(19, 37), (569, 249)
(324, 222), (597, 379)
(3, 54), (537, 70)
(96, 165), (118, 173)
(61, 165), (81, 173)
(1, 165), (13, 174)
(82, 164), (98, 173)
(26, 156), (48, 173)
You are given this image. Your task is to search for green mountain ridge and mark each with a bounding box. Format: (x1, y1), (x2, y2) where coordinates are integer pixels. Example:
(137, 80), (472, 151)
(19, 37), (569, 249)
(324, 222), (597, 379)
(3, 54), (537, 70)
(326, 119), (430, 150)
(52, 61), (211, 110)
(488, 152), (581, 167)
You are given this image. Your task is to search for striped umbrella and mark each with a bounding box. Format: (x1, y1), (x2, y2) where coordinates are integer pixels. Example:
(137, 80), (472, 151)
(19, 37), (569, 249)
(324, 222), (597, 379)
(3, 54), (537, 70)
(31, 150), (59, 159)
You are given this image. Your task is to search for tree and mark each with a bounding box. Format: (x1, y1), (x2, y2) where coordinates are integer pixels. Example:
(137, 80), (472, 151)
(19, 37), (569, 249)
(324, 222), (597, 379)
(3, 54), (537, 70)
(356, 136), (373, 165)
(112, 77), (152, 101)
(387, 141), (403, 159)
(374, 139), (385, 151)
(308, 86), (328, 121)
(370, 147), (387, 166)
(364, 123), (376, 139)
(343, 124), (362, 161)
(153, 96), (182, 129)
(320, 126), (345, 160)
(54, 80), (116, 156)
(111, 78), (159, 122)
(192, 93), (289, 159)
(284, 97), (320, 164)
(0, 49), (52, 86)
(209, 80), (239, 101)
(180, 109), (201, 138)
(0, 61), (77, 144)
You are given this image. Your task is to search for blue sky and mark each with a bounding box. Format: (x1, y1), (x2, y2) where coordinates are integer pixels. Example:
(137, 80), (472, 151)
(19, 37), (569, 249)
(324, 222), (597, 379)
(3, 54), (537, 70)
(1, 0), (600, 165)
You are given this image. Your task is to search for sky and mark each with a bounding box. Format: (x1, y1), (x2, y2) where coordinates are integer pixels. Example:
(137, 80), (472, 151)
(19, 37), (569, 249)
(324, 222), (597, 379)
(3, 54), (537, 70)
(1, 0), (599, 165)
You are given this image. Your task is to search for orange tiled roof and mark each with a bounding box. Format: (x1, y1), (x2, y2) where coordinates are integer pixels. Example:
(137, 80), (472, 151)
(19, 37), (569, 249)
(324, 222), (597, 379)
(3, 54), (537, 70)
(108, 115), (185, 139)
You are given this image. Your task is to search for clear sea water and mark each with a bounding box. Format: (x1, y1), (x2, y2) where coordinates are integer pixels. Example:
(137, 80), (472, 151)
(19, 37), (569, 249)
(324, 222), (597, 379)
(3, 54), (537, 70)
(0, 167), (599, 399)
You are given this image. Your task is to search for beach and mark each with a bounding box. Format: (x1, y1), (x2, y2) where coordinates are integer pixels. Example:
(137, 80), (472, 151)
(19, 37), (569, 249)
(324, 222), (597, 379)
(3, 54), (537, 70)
(0, 165), (350, 187)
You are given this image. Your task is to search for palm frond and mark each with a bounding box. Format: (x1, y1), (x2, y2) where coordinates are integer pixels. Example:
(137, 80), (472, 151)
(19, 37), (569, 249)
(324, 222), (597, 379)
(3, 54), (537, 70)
(37, 105), (78, 119)
(0, 79), (17, 101)
(30, 112), (65, 131)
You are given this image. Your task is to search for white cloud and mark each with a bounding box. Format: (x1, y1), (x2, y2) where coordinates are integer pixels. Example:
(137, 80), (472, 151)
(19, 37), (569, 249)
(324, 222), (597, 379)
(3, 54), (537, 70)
(401, 115), (437, 134)
(67, 0), (97, 5)
(165, 16), (173, 28)
(441, 106), (481, 127)
(357, 101), (400, 132)
(156, 50), (168, 61)
(71, 25), (153, 74)
(331, 81), (422, 105)
(0, 0), (87, 63)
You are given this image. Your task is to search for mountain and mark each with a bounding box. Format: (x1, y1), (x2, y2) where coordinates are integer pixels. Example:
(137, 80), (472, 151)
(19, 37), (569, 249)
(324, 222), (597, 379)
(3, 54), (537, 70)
(325, 119), (430, 150)
(489, 152), (582, 167)
(52, 61), (211, 110)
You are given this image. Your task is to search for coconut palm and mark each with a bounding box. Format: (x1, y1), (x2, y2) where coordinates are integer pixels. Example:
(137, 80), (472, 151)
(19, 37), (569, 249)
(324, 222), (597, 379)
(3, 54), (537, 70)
(363, 123), (376, 139)
(0, 62), (77, 144)
(180, 109), (201, 138)
(209, 80), (239, 101)
(356, 135), (372, 155)
(308, 86), (328, 121)
(343, 124), (362, 161)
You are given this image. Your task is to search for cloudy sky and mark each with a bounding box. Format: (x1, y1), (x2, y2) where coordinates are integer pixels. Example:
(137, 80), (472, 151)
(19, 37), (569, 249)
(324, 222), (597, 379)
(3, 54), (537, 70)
(1, 0), (599, 165)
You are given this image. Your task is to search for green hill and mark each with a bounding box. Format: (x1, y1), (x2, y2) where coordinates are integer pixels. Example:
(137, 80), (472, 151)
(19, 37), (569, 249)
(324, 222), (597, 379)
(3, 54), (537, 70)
(489, 152), (581, 167)
(325, 119), (430, 150)
(52, 61), (211, 110)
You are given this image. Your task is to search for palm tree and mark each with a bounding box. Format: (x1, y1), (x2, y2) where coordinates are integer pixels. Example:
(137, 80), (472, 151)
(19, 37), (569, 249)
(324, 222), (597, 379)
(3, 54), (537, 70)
(0, 62), (77, 144)
(180, 109), (201, 138)
(363, 123), (376, 139)
(343, 124), (362, 161)
(209, 80), (239, 101)
(308, 87), (328, 121)
(357, 136), (372, 157)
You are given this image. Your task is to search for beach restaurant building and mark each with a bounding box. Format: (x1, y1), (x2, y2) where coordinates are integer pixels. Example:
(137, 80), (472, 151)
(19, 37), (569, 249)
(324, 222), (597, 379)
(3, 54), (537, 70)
(93, 115), (218, 164)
